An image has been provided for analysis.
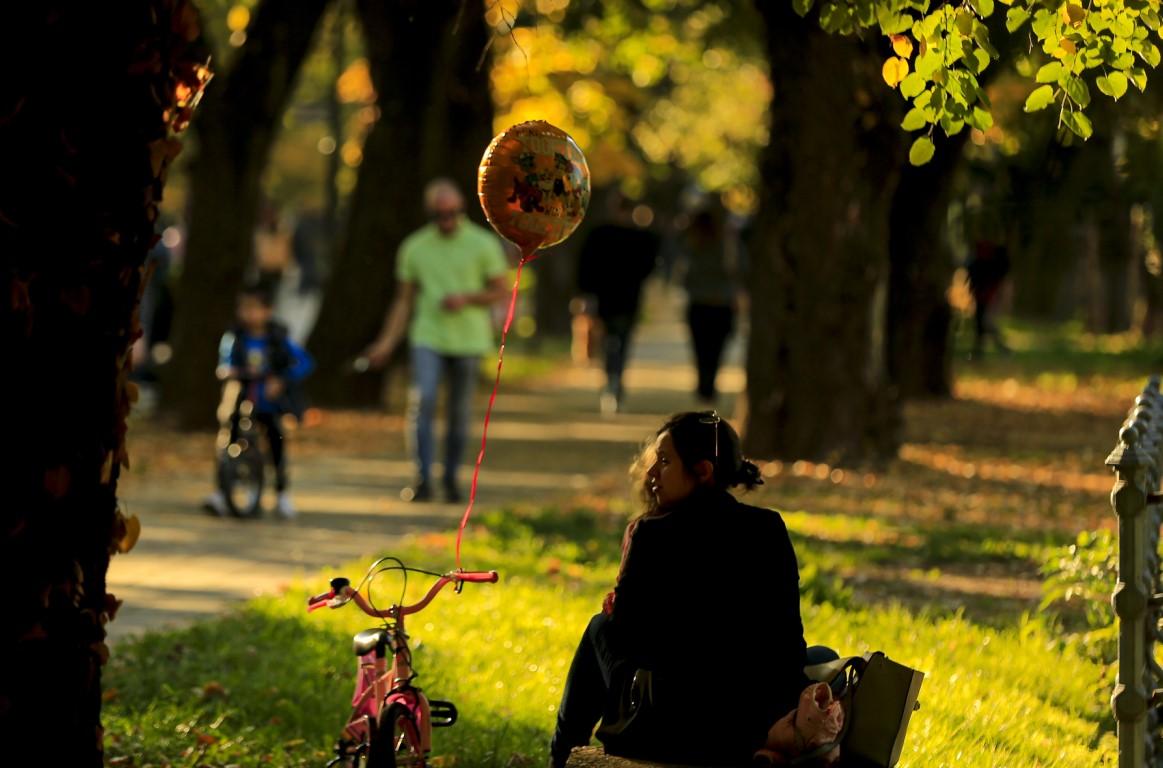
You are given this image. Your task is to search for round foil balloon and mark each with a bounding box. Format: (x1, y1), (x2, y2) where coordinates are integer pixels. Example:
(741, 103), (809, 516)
(478, 121), (591, 252)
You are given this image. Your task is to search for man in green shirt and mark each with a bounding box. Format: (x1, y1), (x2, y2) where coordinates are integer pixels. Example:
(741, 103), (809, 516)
(363, 179), (509, 502)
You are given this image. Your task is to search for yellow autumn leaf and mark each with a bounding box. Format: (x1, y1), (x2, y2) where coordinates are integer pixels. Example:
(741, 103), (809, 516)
(1051, 38), (1078, 58)
(117, 514), (142, 554)
(891, 34), (915, 58)
(882, 56), (910, 88)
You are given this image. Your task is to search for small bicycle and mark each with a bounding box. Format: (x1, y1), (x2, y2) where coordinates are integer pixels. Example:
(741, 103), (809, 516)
(308, 558), (499, 767)
(215, 376), (266, 517)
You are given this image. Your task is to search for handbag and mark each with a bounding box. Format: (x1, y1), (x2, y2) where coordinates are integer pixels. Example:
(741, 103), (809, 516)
(594, 666), (660, 759)
(806, 652), (925, 768)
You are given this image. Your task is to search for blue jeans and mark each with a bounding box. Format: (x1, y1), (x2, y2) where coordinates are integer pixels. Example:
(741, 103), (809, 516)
(408, 346), (478, 487)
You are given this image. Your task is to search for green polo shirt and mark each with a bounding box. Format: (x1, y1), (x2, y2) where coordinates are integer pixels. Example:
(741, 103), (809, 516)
(397, 219), (509, 356)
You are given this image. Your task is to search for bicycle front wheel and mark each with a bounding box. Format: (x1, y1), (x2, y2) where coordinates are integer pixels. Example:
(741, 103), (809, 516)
(218, 448), (264, 518)
(369, 703), (425, 768)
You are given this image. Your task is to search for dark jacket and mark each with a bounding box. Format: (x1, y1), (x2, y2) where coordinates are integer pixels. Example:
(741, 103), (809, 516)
(577, 223), (659, 321)
(609, 488), (808, 764)
(222, 320), (313, 417)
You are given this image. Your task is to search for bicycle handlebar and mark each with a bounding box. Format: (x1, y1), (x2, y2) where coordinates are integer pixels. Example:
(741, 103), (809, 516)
(306, 569), (498, 617)
(455, 570), (499, 584)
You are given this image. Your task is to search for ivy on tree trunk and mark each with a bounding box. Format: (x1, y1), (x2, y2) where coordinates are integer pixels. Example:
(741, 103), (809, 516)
(0, 2), (204, 761)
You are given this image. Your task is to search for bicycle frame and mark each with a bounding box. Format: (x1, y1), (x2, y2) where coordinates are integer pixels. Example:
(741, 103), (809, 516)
(344, 601), (430, 756)
(309, 567), (498, 765)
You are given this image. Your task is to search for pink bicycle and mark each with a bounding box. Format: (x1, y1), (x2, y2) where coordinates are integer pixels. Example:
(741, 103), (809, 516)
(307, 557), (499, 768)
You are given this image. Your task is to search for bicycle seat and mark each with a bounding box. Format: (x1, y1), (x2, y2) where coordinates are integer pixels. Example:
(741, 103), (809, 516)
(352, 628), (393, 657)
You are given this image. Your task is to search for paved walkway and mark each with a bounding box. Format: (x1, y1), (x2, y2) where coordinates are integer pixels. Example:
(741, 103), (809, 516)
(107, 282), (745, 641)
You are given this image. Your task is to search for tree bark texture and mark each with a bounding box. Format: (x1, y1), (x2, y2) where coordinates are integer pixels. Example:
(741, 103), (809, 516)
(0, 3), (202, 762)
(745, 2), (902, 462)
(886, 133), (966, 399)
(1008, 140), (1083, 320)
(167, 0), (332, 427)
(308, 0), (496, 407)
(1093, 132), (1133, 333)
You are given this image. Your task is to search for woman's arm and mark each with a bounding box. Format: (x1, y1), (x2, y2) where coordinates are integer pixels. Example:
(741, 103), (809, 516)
(763, 512), (809, 688)
(611, 519), (668, 662)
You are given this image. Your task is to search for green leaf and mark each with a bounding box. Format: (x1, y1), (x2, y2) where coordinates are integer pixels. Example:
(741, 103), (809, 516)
(974, 27), (1000, 59)
(1031, 9), (1054, 38)
(1081, 46), (1105, 68)
(1140, 43), (1162, 68)
(940, 114), (966, 135)
(916, 50), (942, 79)
(1006, 7), (1030, 31)
(969, 0), (995, 18)
(1065, 76), (1091, 107)
(1097, 71), (1129, 99)
(1036, 62), (1064, 83)
(955, 10), (975, 36)
(973, 81), (992, 108)
(945, 73), (970, 106)
(1063, 110), (1093, 139)
(901, 107), (928, 131)
(877, 6), (913, 34)
(909, 136), (937, 166)
(792, 0), (815, 16)
(969, 105), (995, 131)
(971, 47), (991, 73)
(900, 72), (926, 99)
(1131, 67), (1148, 91)
(1024, 84), (1056, 111)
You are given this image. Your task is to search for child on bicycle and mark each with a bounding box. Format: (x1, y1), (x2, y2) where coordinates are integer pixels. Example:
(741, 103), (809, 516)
(550, 411), (810, 767)
(203, 283), (314, 519)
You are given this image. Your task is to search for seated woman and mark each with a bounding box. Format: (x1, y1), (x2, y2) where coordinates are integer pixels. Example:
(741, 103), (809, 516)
(550, 412), (812, 767)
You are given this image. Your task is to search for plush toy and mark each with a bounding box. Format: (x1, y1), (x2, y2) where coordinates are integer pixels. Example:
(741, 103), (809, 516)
(754, 682), (844, 765)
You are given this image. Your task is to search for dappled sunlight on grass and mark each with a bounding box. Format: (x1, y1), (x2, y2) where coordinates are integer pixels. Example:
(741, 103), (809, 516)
(105, 314), (1150, 765)
(104, 514), (1115, 766)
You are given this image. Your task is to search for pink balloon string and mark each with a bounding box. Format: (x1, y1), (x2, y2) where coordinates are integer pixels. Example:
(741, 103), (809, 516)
(455, 249), (537, 569)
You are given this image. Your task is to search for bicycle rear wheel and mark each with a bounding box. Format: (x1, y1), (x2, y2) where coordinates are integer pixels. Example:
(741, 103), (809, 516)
(369, 703), (425, 768)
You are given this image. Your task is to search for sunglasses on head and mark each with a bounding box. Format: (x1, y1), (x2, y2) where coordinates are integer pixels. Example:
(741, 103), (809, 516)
(698, 411), (721, 460)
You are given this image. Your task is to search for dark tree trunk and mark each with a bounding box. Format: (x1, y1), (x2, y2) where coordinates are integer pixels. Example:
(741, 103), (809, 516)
(744, 2), (902, 462)
(886, 133), (966, 399)
(308, 0), (495, 407)
(0, 3), (200, 762)
(1009, 142), (1080, 319)
(1095, 135), (1133, 333)
(167, 0), (332, 427)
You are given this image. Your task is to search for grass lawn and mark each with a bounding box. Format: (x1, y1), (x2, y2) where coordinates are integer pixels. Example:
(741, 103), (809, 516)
(103, 316), (1144, 767)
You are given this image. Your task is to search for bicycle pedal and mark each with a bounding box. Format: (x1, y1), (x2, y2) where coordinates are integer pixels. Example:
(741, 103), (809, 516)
(428, 699), (458, 728)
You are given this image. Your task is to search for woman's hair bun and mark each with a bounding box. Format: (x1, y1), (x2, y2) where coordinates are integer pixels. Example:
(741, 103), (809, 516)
(734, 459), (763, 490)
